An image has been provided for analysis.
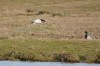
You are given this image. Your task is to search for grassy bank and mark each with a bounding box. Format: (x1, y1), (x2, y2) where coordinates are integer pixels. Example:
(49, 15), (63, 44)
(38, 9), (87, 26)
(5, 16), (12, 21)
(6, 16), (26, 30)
(0, 39), (100, 63)
(0, 0), (100, 63)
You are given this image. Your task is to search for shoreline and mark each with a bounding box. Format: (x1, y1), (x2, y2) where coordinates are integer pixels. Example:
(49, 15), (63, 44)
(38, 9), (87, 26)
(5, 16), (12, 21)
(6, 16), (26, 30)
(0, 39), (100, 63)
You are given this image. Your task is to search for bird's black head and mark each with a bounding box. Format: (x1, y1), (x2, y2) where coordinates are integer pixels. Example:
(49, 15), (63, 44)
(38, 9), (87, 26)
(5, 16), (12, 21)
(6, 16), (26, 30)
(85, 31), (88, 39)
(85, 31), (88, 34)
(40, 19), (45, 22)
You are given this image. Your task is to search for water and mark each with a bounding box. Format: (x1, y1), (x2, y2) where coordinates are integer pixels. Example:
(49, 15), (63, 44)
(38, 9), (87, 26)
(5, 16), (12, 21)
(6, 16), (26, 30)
(0, 61), (100, 66)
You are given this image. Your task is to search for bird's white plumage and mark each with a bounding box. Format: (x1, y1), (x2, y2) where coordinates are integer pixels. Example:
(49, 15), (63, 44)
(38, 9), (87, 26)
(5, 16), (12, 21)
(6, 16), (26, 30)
(87, 36), (93, 40)
(32, 19), (43, 24)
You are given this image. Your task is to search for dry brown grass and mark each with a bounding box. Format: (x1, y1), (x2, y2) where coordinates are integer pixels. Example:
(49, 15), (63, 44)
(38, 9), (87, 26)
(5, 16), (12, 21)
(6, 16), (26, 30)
(0, 0), (100, 39)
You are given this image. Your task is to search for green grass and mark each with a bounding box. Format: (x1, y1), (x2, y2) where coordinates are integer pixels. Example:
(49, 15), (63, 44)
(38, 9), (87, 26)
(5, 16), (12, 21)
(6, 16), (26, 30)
(0, 39), (100, 63)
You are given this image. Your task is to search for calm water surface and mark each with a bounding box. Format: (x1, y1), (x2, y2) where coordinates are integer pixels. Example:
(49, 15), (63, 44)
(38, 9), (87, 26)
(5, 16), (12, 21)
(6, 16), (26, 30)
(0, 61), (100, 66)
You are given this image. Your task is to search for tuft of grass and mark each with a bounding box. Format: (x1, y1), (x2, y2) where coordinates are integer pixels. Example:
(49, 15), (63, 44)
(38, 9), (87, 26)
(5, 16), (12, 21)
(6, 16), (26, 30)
(97, 53), (100, 63)
(36, 11), (50, 15)
(55, 52), (80, 62)
(15, 52), (35, 61)
(0, 36), (8, 40)
(84, 54), (98, 63)
(0, 56), (4, 60)
(26, 9), (33, 13)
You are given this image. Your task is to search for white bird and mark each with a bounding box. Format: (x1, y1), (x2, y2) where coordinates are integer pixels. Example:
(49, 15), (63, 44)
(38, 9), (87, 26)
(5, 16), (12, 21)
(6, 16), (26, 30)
(32, 19), (45, 24)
